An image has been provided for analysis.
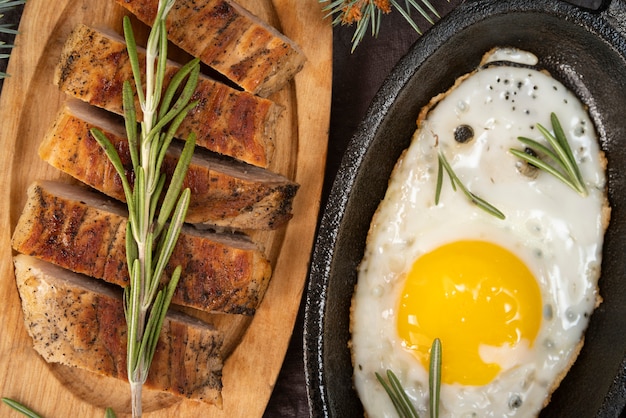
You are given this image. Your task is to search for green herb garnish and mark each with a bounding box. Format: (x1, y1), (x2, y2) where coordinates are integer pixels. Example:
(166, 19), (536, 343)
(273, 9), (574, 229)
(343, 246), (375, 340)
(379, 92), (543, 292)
(511, 112), (587, 197)
(320, 0), (447, 52)
(1, 398), (42, 418)
(376, 338), (443, 418)
(90, 1), (200, 416)
(435, 151), (505, 220)
(428, 338), (442, 418)
(376, 369), (419, 418)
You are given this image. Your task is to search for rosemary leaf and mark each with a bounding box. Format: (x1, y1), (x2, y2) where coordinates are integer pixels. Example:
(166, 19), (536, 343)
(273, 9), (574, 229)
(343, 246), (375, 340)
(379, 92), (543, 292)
(89, 128), (135, 206)
(156, 57), (200, 121)
(123, 81), (139, 170)
(1, 398), (42, 418)
(122, 17), (145, 109)
(156, 133), (196, 234)
(434, 154), (443, 205)
(105, 407), (117, 418)
(509, 149), (576, 191)
(429, 338), (442, 418)
(388, 369), (420, 418)
(515, 136), (564, 171)
(437, 151), (505, 219)
(375, 370), (419, 418)
(376, 338), (443, 418)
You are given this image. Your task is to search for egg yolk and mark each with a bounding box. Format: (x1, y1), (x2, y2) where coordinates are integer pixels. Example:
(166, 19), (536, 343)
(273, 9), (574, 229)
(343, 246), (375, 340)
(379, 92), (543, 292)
(397, 240), (542, 386)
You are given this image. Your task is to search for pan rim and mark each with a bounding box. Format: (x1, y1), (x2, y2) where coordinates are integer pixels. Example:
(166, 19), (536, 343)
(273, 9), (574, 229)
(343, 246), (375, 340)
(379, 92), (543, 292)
(304, 1), (626, 417)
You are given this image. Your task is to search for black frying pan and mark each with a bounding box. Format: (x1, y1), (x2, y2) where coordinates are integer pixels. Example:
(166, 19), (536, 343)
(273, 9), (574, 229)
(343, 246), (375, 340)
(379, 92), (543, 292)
(304, 0), (626, 416)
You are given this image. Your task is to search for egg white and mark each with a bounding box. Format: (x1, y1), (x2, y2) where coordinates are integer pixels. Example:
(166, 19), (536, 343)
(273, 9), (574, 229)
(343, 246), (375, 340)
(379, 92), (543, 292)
(351, 48), (609, 418)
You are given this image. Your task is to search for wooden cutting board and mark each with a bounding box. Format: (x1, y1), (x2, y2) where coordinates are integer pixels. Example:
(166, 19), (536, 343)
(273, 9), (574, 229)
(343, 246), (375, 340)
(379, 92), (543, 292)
(0, 0), (331, 417)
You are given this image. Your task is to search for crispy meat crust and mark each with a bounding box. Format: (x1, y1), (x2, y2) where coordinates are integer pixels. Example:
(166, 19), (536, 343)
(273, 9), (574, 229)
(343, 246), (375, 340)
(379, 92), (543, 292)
(115, 0), (306, 97)
(14, 254), (224, 405)
(12, 181), (273, 315)
(54, 24), (280, 167)
(39, 102), (299, 229)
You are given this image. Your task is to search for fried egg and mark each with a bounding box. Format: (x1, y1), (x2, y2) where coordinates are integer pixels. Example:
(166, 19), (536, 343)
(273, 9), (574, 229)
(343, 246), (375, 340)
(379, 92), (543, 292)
(351, 48), (610, 417)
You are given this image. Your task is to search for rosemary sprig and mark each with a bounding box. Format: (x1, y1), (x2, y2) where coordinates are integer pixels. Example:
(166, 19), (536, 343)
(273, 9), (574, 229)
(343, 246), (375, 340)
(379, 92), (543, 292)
(511, 112), (588, 197)
(90, 1), (200, 417)
(376, 338), (442, 418)
(1, 398), (42, 418)
(320, 0), (447, 52)
(435, 151), (505, 220)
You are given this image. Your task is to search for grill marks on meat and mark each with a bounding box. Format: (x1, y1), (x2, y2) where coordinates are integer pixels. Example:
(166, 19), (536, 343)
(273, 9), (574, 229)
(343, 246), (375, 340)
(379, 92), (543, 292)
(115, 0), (306, 97)
(12, 181), (272, 315)
(39, 101), (299, 229)
(13, 254), (224, 406)
(54, 24), (280, 167)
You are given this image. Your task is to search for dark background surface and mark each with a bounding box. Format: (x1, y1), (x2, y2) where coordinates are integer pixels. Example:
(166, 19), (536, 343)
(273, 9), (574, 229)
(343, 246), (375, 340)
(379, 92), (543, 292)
(263, 2), (462, 416)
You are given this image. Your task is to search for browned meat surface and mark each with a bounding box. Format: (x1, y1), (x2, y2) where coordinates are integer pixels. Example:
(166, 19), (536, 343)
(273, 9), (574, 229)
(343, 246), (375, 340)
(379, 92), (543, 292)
(115, 0), (306, 97)
(12, 181), (272, 315)
(14, 254), (224, 405)
(54, 24), (281, 167)
(39, 101), (299, 229)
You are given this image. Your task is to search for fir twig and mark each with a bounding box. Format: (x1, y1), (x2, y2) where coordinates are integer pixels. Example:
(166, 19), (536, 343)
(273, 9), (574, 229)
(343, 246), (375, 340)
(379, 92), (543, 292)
(320, 0), (448, 51)
(0, 0), (25, 79)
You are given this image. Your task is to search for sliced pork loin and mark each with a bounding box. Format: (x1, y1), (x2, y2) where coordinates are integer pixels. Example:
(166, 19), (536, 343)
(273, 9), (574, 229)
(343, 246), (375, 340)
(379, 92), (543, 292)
(39, 100), (299, 229)
(115, 0), (306, 97)
(12, 181), (272, 315)
(13, 254), (224, 405)
(54, 24), (280, 168)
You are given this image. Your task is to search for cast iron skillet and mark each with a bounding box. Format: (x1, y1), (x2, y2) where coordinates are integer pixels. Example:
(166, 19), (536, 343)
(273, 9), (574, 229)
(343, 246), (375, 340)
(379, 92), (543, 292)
(304, 0), (626, 416)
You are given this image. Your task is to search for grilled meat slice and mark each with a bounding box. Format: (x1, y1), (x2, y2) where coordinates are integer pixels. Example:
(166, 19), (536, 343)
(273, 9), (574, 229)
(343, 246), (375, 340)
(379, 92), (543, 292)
(39, 101), (299, 229)
(115, 0), (306, 97)
(13, 254), (224, 405)
(54, 24), (280, 168)
(12, 181), (272, 315)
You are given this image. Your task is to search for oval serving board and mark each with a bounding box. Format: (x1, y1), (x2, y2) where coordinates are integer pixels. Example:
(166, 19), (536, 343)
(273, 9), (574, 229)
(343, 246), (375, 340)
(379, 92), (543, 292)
(0, 0), (331, 416)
